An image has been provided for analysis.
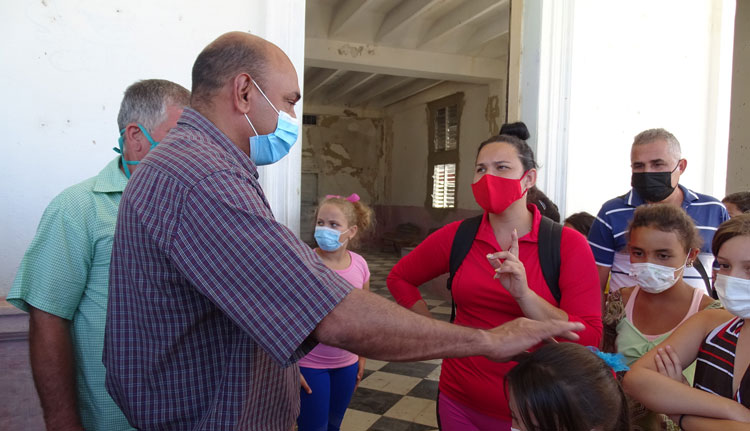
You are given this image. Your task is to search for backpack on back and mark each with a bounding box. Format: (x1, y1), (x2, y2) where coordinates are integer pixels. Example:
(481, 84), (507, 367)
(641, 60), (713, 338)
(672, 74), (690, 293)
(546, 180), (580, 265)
(446, 215), (563, 322)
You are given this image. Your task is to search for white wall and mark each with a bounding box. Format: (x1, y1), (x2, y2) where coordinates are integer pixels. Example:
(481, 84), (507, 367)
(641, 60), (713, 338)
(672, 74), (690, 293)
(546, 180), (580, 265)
(564, 0), (735, 216)
(0, 0), (306, 297)
(514, 0), (735, 218)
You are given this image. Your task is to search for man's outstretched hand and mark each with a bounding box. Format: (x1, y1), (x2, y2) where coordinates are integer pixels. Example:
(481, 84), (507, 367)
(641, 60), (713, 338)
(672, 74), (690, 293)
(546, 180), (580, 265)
(483, 317), (584, 362)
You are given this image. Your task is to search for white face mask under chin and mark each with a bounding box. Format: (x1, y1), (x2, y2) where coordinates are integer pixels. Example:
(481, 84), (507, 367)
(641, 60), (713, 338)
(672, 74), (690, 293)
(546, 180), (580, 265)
(629, 258), (687, 294)
(715, 274), (750, 318)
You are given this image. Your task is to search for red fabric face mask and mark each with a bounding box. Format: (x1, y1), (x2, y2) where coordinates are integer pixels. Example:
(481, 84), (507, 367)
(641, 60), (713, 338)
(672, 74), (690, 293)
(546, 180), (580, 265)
(471, 172), (529, 214)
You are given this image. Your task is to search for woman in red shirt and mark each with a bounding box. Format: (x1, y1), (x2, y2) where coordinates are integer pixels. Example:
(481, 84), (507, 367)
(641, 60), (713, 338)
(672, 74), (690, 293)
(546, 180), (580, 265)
(387, 131), (602, 430)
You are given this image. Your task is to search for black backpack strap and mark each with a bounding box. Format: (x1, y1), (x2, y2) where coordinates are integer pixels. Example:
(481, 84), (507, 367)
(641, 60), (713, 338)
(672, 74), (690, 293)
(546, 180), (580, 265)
(447, 215), (483, 322)
(692, 258), (716, 299)
(538, 216), (563, 304)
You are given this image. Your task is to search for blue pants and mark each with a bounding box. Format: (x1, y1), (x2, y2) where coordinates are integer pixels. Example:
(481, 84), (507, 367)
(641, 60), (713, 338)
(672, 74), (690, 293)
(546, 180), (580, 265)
(297, 362), (359, 431)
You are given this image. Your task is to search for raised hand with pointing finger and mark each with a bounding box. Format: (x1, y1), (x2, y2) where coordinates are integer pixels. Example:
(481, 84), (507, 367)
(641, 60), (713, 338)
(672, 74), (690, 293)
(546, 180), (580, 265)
(486, 228), (570, 324)
(487, 228), (530, 301)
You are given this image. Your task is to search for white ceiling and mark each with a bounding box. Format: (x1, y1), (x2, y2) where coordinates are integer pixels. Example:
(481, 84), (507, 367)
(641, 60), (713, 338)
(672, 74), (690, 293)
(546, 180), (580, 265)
(304, 0), (510, 110)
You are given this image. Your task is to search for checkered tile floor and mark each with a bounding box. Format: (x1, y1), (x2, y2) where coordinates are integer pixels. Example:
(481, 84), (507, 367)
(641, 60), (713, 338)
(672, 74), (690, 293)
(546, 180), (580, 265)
(339, 250), (452, 431)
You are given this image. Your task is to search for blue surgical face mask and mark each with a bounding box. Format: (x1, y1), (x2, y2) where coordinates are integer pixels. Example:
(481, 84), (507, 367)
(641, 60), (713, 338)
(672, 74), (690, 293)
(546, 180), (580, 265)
(314, 226), (351, 252)
(244, 79), (299, 166)
(113, 124), (159, 179)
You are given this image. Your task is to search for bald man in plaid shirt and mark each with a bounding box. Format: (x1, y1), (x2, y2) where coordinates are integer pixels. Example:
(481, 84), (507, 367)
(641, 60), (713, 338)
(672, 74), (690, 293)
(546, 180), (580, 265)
(103, 32), (584, 431)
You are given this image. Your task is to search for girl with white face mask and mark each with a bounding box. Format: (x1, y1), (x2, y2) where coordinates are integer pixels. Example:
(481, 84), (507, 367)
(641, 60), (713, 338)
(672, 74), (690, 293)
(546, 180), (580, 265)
(297, 194), (374, 431)
(603, 204), (721, 429)
(624, 214), (750, 430)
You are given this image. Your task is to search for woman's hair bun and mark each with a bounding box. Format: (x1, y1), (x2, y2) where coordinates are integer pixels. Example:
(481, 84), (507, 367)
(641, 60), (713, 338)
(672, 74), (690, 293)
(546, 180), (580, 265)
(499, 122), (530, 141)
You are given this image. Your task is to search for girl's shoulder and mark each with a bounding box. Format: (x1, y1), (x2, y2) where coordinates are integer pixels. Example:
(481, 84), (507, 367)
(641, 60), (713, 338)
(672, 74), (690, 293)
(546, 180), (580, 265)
(698, 307), (735, 324)
(688, 307), (737, 338)
(347, 251), (369, 270)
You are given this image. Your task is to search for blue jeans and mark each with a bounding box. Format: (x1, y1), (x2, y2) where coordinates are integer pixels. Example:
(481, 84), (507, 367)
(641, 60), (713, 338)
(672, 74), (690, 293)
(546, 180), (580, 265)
(297, 362), (359, 431)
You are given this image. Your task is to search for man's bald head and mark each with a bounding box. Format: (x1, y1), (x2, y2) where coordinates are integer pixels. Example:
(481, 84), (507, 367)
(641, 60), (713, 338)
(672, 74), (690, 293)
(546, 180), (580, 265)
(191, 32), (285, 108)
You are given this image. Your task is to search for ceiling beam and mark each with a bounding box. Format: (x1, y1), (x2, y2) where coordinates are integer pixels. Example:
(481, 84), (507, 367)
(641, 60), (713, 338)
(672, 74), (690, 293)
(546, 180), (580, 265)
(329, 0), (375, 37)
(303, 103), (386, 118)
(324, 72), (379, 104)
(305, 68), (347, 97)
(374, 79), (444, 107)
(347, 75), (414, 107)
(305, 37), (507, 83)
(419, 0), (508, 48)
(376, 0), (442, 42)
(462, 20), (509, 53)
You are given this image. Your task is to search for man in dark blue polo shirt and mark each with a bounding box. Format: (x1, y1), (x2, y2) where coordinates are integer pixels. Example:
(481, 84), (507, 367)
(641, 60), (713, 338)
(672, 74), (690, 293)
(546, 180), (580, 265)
(588, 128), (728, 293)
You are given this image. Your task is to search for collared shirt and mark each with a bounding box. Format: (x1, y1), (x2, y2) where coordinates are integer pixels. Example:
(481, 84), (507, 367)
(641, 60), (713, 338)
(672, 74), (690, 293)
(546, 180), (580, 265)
(103, 108), (351, 430)
(588, 185), (729, 291)
(7, 157), (133, 431)
(387, 205), (602, 419)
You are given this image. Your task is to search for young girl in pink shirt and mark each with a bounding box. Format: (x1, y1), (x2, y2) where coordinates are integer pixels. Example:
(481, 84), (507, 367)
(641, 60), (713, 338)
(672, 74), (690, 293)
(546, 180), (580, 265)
(297, 193), (374, 431)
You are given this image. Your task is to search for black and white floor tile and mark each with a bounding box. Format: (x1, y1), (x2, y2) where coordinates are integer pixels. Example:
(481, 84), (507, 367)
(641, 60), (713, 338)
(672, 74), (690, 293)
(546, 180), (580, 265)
(339, 250), (452, 431)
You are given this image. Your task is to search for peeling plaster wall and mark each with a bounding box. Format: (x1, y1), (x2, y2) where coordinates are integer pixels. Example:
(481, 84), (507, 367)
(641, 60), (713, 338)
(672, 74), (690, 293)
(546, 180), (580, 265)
(378, 81), (505, 237)
(302, 115), (386, 202)
(300, 114), (386, 243)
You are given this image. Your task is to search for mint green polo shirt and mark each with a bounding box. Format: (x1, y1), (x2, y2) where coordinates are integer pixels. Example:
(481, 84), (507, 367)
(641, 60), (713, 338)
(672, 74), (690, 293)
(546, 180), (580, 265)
(7, 157), (134, 431)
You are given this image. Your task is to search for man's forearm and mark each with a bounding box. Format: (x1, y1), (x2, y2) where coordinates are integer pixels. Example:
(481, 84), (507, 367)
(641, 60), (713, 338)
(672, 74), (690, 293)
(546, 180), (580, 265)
(315, 289), (488, 361)
(28, 307), (84, 431)
(314, 289), (582, 363)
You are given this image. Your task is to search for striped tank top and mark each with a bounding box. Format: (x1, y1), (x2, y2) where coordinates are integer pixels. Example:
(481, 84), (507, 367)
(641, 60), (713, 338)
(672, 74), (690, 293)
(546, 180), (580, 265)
(694, 317), (750, 407)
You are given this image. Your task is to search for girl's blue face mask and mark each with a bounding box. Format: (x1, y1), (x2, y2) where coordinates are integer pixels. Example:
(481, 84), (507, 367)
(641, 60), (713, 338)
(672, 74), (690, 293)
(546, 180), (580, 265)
(244, 79), (299, 166)
(314, 226), (351, 252)
(113, 124), (159, 179)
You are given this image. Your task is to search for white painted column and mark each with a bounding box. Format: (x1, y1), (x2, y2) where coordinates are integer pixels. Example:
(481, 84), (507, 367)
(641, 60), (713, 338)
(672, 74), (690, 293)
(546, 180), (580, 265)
(529, 0), (574, 217)
(509, 0), (573, 216)
(254, 0), (306, 235)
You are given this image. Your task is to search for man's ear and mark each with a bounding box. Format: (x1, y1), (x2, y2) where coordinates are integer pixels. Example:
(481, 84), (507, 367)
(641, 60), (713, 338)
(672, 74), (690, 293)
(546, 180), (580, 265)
(233, 73), (254, 114)
(678, 158), (687, 174)
(123, 123), (145, 154)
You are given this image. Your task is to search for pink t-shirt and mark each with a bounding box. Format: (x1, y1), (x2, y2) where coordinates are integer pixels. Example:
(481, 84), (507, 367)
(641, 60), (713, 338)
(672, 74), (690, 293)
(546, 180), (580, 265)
(298, 250), (370, 369)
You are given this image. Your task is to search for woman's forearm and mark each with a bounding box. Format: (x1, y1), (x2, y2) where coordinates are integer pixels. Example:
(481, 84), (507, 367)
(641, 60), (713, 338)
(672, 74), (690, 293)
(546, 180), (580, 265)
(516, 290), (568, 321)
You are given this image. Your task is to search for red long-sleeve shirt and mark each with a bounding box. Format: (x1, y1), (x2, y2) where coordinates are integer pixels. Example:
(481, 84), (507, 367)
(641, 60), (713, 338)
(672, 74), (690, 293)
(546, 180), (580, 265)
(387, 205), (602, 420)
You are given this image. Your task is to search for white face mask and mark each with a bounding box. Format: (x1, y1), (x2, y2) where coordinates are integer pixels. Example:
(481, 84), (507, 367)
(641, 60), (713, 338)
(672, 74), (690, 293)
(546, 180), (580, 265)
(715, 274), (750, 318)
(629, 258), (687, 294)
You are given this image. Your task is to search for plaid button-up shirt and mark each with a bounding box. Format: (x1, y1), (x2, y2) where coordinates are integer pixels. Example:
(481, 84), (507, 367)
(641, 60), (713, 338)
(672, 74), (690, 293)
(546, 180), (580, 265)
(104, 108), (351, 430)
